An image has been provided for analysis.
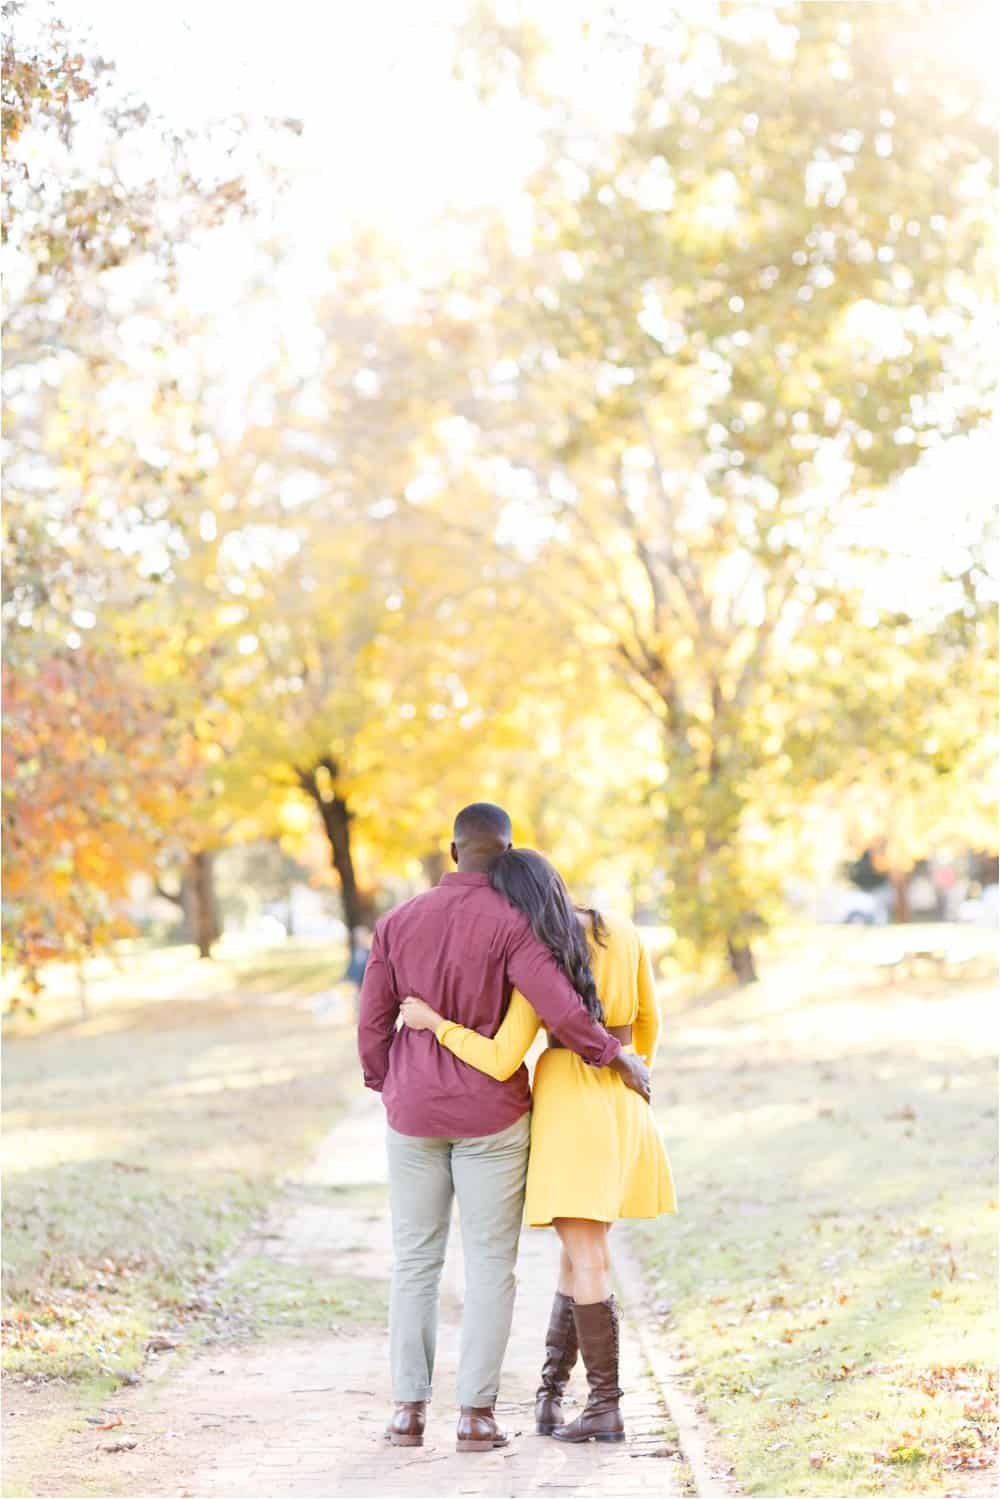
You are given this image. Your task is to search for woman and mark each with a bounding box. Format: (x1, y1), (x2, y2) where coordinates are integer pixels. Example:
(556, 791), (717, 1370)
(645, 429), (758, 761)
(399, 848), (676, 1444)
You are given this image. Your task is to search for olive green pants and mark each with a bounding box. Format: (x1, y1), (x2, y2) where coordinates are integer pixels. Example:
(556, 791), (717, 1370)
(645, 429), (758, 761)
(385, 1113), (530, 1407)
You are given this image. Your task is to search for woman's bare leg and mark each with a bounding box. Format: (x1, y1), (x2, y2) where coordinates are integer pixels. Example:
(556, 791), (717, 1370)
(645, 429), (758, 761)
(556, 1243), (575, 1297)
(552, 1217), (612, 1304)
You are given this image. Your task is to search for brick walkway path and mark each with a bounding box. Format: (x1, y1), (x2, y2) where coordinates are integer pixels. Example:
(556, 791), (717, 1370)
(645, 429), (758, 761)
(55, 1092), (687, 1498)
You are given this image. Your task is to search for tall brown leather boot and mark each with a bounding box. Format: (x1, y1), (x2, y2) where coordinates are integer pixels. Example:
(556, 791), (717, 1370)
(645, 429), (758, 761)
(551, 1295), (625, 1444)
(535, 1291), (578, 1434)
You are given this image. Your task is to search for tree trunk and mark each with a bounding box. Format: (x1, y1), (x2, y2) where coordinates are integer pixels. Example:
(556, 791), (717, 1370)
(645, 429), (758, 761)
(727, 937), (758, 985)
(321, 795), (367, 932)
(183, 850), (221, 959)
(889, 870), (910, 924)
(76, 960), (89, 1020)
(298, 762), (368, 933)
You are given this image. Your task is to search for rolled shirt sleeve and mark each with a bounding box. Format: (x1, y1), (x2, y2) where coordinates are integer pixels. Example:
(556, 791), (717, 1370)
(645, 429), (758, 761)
(505, 915), (621, 1067)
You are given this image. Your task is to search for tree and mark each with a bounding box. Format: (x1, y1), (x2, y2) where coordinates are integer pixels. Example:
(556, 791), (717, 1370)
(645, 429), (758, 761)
(1, 647), (198, 995)
(785, 501), (999, 919)
(161, 235), (566, 929)
(450, 0), (997, 977)
(2, 6), (252, 987)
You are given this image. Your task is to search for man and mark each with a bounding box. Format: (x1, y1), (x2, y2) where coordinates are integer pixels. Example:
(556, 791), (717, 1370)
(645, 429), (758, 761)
(358, 802), (650, 1453)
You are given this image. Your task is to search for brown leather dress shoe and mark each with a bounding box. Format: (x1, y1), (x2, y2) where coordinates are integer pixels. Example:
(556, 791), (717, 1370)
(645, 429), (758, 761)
(551, 1296), (626, 1444)
(456, 1406), (509, 1452)
(385, 1400), (426, 1447)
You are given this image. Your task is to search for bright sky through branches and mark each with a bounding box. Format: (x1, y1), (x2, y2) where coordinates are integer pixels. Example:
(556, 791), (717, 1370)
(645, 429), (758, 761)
(78, 0), (538, 241)
(35, 0), (1000, 614)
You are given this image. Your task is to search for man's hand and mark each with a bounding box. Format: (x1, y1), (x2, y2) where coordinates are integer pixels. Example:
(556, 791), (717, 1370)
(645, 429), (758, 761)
(610, 1050), (651, 1103)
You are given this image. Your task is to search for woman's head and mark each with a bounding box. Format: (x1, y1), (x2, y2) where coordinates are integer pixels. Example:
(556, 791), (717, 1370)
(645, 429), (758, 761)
(488, 848), (606, 1023)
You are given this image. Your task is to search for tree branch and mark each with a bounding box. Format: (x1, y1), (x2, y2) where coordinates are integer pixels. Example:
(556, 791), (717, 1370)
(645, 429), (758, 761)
(639, 410), (718, 646)
(731, 560), (801, 708)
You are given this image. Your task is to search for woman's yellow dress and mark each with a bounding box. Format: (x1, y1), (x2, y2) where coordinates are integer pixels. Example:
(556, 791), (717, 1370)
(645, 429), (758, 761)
(435, 911), (677, 1227)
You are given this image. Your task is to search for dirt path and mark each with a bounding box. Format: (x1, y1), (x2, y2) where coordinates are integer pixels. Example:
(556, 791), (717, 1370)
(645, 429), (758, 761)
(12, 1091), (692, 1498)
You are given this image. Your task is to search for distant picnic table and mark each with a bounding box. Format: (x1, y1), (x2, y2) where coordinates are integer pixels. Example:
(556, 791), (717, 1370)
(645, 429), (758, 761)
(871, 935), (993, 983)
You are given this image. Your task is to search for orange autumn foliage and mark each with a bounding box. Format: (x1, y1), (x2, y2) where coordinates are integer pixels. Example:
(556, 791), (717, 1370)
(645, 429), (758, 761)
(2, 648), (199, 989)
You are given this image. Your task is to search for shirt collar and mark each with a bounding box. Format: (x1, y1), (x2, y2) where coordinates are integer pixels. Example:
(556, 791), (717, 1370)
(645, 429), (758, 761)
(440, 871), (491, 886)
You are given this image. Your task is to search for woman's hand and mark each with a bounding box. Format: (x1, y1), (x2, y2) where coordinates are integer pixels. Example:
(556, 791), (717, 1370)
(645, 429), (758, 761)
(400, 995), (443, 1032)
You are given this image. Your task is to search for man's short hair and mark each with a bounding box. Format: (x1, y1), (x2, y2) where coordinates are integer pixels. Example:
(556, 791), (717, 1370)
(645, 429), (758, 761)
(453, 802), (513, 847)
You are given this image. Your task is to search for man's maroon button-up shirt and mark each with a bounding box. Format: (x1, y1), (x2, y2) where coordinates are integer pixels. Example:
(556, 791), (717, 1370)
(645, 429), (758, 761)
(357, 871), (622, 1138)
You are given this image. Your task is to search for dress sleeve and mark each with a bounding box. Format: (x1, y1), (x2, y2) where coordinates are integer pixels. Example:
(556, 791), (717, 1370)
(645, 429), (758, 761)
(435, 989), (542, 1081)
(633, 936), (661, 1066)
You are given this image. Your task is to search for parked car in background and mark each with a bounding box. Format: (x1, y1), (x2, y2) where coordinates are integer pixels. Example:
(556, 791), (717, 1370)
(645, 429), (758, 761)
(958, 884), (1000, 928)
(816, 884), (893, 926)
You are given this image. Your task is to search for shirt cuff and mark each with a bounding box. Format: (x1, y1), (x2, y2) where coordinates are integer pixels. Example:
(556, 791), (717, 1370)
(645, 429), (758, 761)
(435, 1020), (458, 1045)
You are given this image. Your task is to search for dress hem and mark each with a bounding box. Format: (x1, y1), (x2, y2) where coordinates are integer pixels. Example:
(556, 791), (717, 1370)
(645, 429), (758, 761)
(526, 1205), (677, 1229)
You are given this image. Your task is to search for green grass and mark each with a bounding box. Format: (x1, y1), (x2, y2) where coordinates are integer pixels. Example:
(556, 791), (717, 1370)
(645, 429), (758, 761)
(3, 936), (347, 1025)
(2, 941), (357, 1386)
(633, 928), (997, 1496)
(220, 1256), (387, 1333)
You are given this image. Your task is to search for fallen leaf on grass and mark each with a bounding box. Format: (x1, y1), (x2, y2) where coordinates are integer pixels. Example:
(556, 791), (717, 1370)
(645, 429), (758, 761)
(963, 1392), (998, 1421)
(95, 1414), (123, 1431)
(942, 1450), (995, 1471)
(809, 1452), (828, 1468)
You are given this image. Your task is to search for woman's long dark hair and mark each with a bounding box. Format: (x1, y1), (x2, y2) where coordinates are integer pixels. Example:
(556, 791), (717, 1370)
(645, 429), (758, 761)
(489, 848), (607, 1023)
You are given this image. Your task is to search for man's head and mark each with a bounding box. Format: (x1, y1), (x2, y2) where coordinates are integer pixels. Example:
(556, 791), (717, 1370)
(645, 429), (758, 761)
(451, 802), (513, 872)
